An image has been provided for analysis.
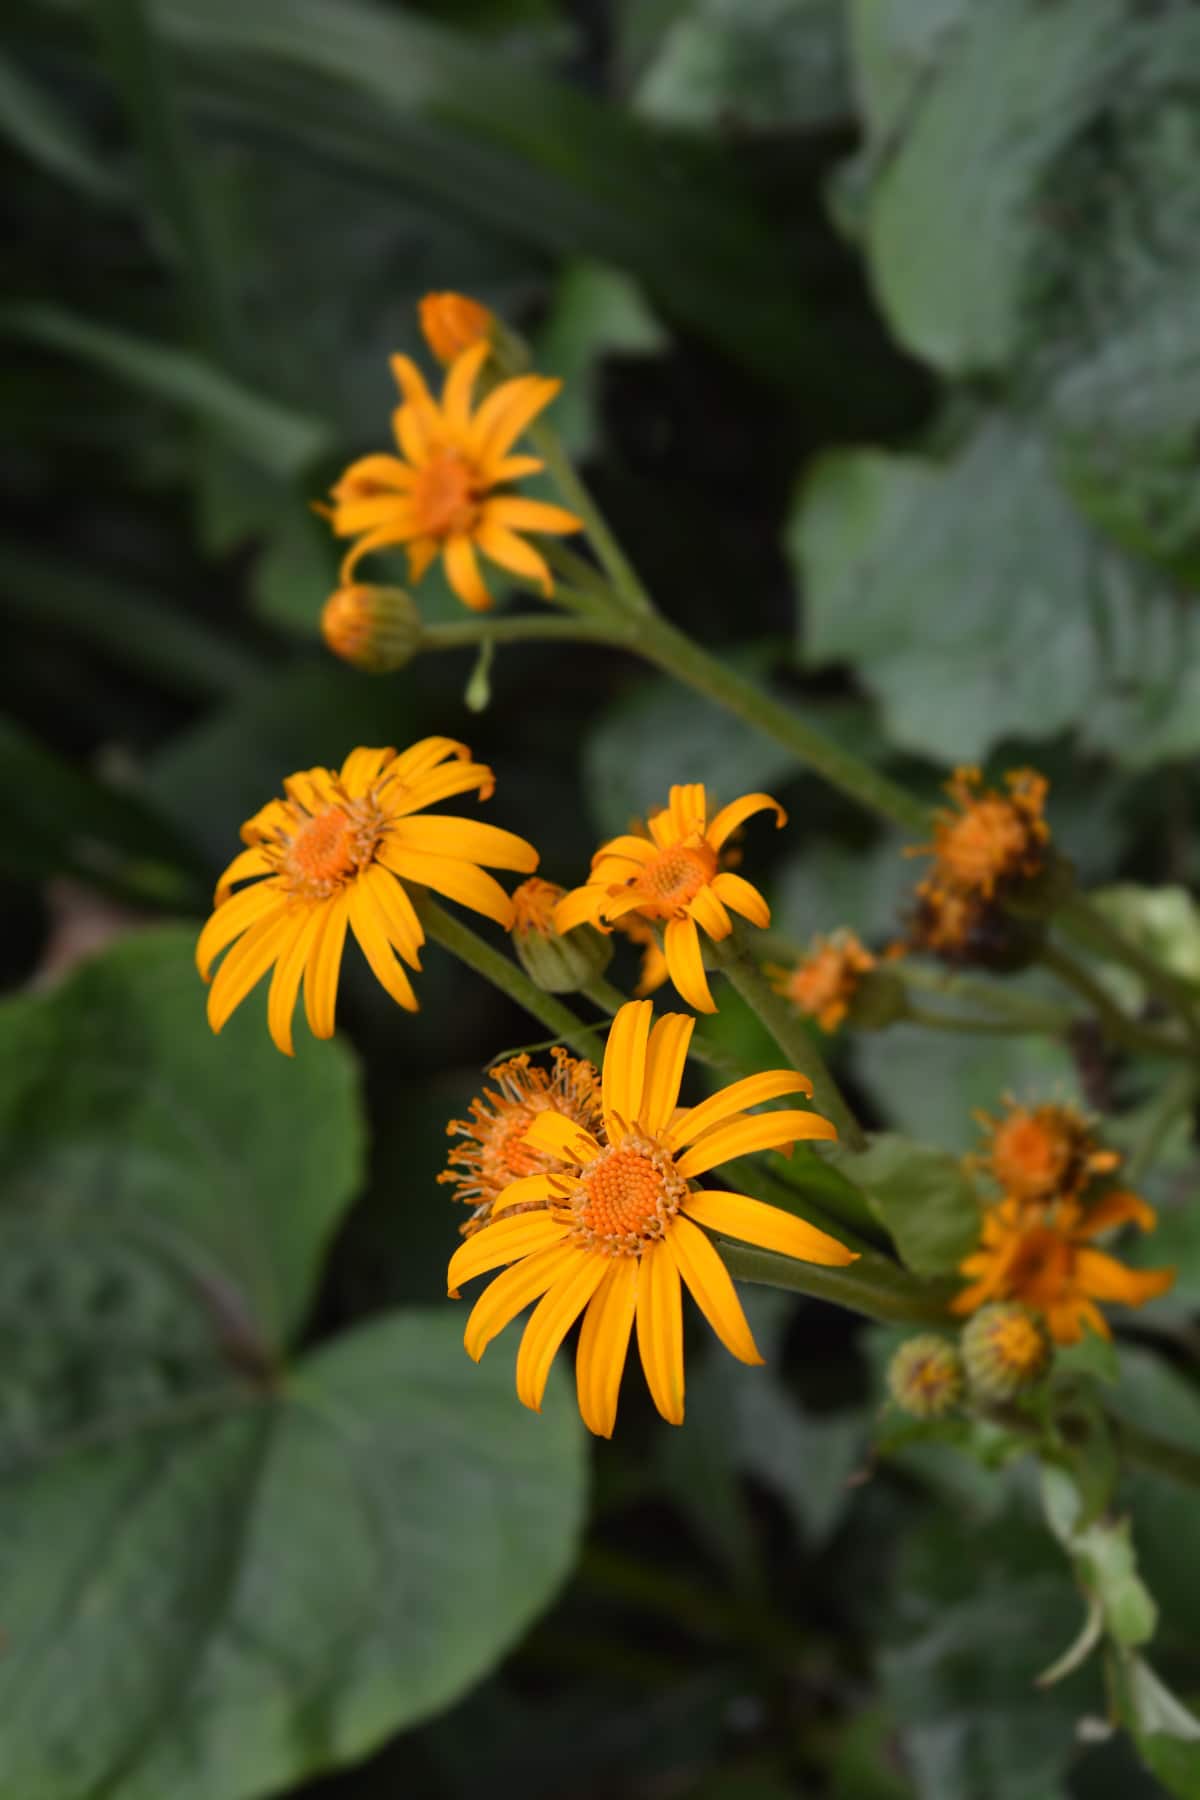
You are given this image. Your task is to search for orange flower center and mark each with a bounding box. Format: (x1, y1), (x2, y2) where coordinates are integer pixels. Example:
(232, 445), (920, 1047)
(991, 1114), (1073, 1200)
(938, 799), (1032, 892)
(984, 1310), (1046, 1375)
(572, 1138), (688, 1253)
(1005, 1226), (1075, 1306)
(412, 449), (481, 538)
(280, 801), (380, 901)
(625, 844), (717, 920)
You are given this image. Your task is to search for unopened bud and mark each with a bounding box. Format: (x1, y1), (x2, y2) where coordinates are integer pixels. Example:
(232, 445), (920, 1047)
(887, 1335), (964, 1419)
(510, 878), (613, 994)
(846, 967), (908, 1030)
(419, 292), (496, 366)
(962, 1303), (1051, 1400)
(321, 585), (423, 673)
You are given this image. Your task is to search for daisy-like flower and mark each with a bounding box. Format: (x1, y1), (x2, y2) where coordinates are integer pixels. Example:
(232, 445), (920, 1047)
(971, 1097), (1120, 1208)
(767, 930), (877, 1033)
(197, 739), (537, 1055)
(439, 1047), (605, 1235)
(952, 1192), (1174, 1343)
(446, 1000), (853, 1435)
(324, 341), (582, 612)
(555, 784), (785, 1013)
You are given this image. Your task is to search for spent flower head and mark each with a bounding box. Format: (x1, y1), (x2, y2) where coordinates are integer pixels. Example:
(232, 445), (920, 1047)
(767, 930), (877, 1033)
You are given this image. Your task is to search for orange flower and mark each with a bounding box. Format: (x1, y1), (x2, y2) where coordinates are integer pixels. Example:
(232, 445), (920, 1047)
(952, 1192), (1174, 1344)
(419, 292), (494, 365)
(324, 341), (582, 611)
(972, 1097), (1120, 1207)
(447, 1001), (851, 1434)
(440, 1048), (604, 1234)
(196, 740), (537, 1053)
(767, 930), (876, 1032)
(915, 766), (1049, 901)
(555, 784), (785, 1013)
(320, 584), (422, 673)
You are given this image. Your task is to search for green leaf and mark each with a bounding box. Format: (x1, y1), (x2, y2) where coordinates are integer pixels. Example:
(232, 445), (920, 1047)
(0, 49), (124, 201)
(831, 1133), (979, 1276)
(0, 929), (586, 1796)
(0, 304), (331, 478)
(790, 419), (1199, 766)
(631, 0), (851, 135)
(1116, 1655), (1200, 1799)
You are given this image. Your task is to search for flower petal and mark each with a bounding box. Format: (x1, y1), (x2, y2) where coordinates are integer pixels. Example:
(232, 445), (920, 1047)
(591, 835), (655, 868)
(448, 1210), (572, 1293)
(349, 882), (418, 1012)
(470, 374), (561, 467)
(706, 792), (786, 851)
(667, 1214), (762, 1365)
(686, 884), (732, 943)
(463, 1242), (579, 1361)
(575, 1257), (638, 1438)
(638, 1011), (694, 1136)
(266, 908), (323, 1056)
(207, 907), (299, 1035)
(516, 1250), (609, 1412)
(444, 535), (494, 612)
(490, 1173), (562, 1216)
(602, 999), (653, 1141)
(473, 515), (554, 596)
(1080, 1190), (1158, 1236)
(664, 916), (715, 1012)
(676, 1109), (837, 1177)
(682, 1189), (857, 1266)
(554, 885), (611, 934)
(635, 1243), (684, 1425)
(668, 1070), (815, 1151)
(1075, 1249), (1175, 1306)
(383, 760), (496, 816)
(522, 1112), (603, 1164)
(339, 746), (396, 792)
(710, 871), (772, 928)
(387, 814), (538, 872)
(302, 889), (351, 1041)
(378, 847), (515, 928)
(196, 880), (283, 977)
(213, 846), (274, 906)
(361, 864), (424, 968)
(668, 784), (708, 839)
(339, 521), (421, 584)
(442, 338), (491, 435)
(483, 495), (583, 536)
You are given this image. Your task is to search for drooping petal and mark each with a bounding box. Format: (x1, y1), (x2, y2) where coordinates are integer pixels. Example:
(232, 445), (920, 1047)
(349, 882), (419, 1012)
(443, 535), (493, 611)
(554, 885), (611, 934)
(361, 864), (424, 968)
(207, 907), (300, 1035)
(213, 845), (274, 906)
(463, 1242), (580, 1361)
(1079, 1190), (1158, 1236)
(1074, 1250), (1175, 1306)
(686, 884), (732, 943)
(389, 352), (437, 415)
(521, 1112), (604, 1164)
(377, 846), (515, 928)
(473, 514), (554, 596)
(332, 496), (414, 537)
(516, 1250), (609, 1412)
(488, 453), (544, 483)
(383, 760), (496, 816)
(664, 916), (715, 1012)
(331, 452), (414, 497)
(339, 745), (396, 793)
(668, 1070), (814, 1151)
(302, 888), (351, 1040)
(602, 999), (653, 1141)
(196, 879), (284, 978)
(706, 793), (786, 851)
(676, 1109), (837, 1177)
(448, 1210), (572, 1292)
(266, 907), (323, 1056)
(387, 814), (538, 872)
(667, 1214), (762, 1365)
(575, 1257), (638, 1438)
(638, 1012), (695, 1136)
(483, 495), (583, 536)
(681, 1189), (857, 1267)
(710, 871), (772, 928)
(490, 1173), (563, 1216)
(635, 1242), (684, 1425)
(339, 521), (422, 584)
(387, 736), (469, 783)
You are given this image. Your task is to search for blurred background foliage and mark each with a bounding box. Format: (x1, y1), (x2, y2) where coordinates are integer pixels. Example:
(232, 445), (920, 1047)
(2, 0), (1199, 1794)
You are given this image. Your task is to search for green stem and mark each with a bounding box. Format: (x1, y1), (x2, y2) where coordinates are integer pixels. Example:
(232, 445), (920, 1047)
(1058, 892), (1200, 1045)
(1039, 940), (1193, 1061)
(416, 896), (603, 1062)
(720, 1241), (956, 1326)
(635, 613), (929, 834)
(581, 975), (631, 1016)
(420, 614), (631, 653)
(897, 961), (1076, 1032)
(527, 419), (655, 617)
(1107, 1413), (1200, 1493)
(708, 928), (867, 1152)
(1126, 1067), (1199, 1184)
(901, 1002), (1061, 1038)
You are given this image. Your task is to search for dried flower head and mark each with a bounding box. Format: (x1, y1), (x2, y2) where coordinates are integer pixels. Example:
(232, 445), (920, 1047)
(973, 1097), (1120, 1207)
(767, 930), (877, 1033)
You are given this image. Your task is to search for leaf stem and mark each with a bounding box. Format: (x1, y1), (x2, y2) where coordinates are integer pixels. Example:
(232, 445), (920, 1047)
(416, 896), (603, 1062)
(897, 960), (1076, 1032)
(527, 419), (655, 616)
(901, 1002), (1062, 1037)
(708, 927), (867, 1151)
(1057, 892), (1200, 1046)
(1038, 940), (1193, 1061)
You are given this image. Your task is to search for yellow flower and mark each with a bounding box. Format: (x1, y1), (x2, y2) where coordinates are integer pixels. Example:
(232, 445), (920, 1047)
(197, 739), (537, 1055)
(446, 1000), (852, 1435)
(419, 291), (495, 365)
(971, 1097), (1120, 1208)
(439, 1047), (605, 1235)
(766, 930), (877, 1033)
(952, 1192), (1174, 1344)
(555, 784), (785, 1013)
(324, 342), (582, 612)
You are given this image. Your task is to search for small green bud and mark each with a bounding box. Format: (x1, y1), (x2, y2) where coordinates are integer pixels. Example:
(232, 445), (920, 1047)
(887, 1335), (964, 1420)
(511, 879), (613, 994)
(962, 1303), (1052, 1400)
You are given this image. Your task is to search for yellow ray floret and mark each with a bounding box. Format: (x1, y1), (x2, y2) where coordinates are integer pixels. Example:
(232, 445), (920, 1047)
(197, 739), (538, 1055)
(323, 340), (583, 612)
(952, 1191), (1174, 1344)
(555, 784), (785, 1013)
(446, 999), (852, 1436)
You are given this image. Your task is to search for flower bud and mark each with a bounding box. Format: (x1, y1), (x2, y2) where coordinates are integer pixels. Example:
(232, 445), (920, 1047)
(886, 1335), (964, 1419)
(419, 292), (495, 365)
(321, 585), (423, 673)
(961, 1303), (1051, 1400)
(510, 878), (613, 994)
